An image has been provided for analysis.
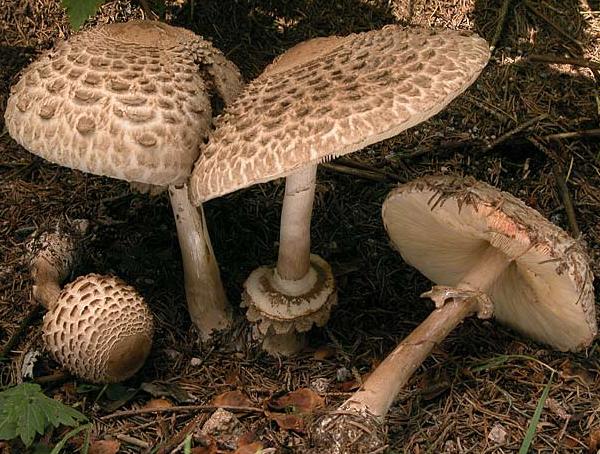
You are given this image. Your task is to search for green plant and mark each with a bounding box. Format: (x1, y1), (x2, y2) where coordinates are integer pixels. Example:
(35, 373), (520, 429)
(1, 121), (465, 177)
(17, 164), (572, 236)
(0, 383), (87, 447)
(60, 0), (106, 29)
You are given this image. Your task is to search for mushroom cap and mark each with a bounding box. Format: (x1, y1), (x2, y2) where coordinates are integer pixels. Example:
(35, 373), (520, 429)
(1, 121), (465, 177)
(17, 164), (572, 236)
(42, 273), (154, 383)
(5, 20), (243, 186)
(382, 176), (597, 352)
(189, 25), (490, 203)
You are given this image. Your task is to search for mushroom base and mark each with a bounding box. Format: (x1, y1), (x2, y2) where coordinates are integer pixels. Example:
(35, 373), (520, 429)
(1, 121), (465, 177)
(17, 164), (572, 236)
(242, 254), (337, 355)
(309, 407), (387, 454)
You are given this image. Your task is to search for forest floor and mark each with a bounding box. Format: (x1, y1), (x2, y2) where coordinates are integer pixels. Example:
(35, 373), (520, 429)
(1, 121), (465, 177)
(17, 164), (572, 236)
(1, 0), (599, 452)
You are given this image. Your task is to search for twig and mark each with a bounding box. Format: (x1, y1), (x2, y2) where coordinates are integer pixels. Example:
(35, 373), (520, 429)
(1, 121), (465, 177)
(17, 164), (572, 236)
(116, 434), (150, 449)
(523, 1), (583, 50)
(398, 140), (477, 160)
(101, 404), (264, 420)
(552, 166), (581, 238)
(153, 413), (208, 454)
(528, 137), (580, 237)
(543, 129), (600, 141)
(34, 371), (70, 384)
(490, 0), (513, 51)
(138, 0), (154, 20)
(466, 95), (516, 124)
(527, 54), (600, 72)
(325, 327), (363, 388)
(321, 162), (401, 183)
(0, 304), (42, 359)
(482, 114), (548, 152)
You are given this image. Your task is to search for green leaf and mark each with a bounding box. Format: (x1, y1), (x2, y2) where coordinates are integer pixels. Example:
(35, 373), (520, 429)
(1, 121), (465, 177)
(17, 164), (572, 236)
(0, 383), (87, 447)
(49, 423), (91, 454)
(60, 0), (105, 29)
(518, 372), (554, 454)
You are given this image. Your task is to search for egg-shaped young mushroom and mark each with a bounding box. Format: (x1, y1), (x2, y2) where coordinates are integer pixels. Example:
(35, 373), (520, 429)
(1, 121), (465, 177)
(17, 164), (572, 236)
(43, 273), (154, 383)
(311, 175), (596, 452)
(189, 26), (490, 354)
(4, 20), (244, 341)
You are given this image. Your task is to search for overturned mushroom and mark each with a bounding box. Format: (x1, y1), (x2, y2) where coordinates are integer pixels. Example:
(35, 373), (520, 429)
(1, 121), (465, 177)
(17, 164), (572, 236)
(5, 20), (244, 340)
(27, 221), (153, 383)
(189, 26), (490, 354)
(311, 175), (596, 452)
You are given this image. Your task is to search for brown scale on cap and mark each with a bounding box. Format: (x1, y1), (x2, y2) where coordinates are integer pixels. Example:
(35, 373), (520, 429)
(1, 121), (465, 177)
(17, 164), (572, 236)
(43, 273), (154, 383)
(190, 25), (490, 203)
(5, 20), (242, 187)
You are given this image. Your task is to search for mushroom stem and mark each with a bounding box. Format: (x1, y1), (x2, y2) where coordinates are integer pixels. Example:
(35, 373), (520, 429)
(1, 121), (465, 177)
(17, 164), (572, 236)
(343, 297), (478, 416)
(276, 164), (318, 282)
(343, 245), (511, 417)
(168, 183), (232, 340)
(27, 219), (89, 311)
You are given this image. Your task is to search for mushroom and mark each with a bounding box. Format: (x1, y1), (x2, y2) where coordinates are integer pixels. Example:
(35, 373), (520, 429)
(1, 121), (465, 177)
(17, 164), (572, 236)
(43, 273), (154, 383)
(27, 220), (153, 383)
(4, 20), (244, 340)
(189, 26), (490, 354)
(311, 175), (596, 452)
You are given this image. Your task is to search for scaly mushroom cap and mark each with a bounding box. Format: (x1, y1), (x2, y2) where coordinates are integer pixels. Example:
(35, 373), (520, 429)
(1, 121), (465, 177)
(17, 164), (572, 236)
(189, 25), (490, 203)
(5, 20), (243, 186)
(382, 176), (597, 352)
(42, 273), (154, 383)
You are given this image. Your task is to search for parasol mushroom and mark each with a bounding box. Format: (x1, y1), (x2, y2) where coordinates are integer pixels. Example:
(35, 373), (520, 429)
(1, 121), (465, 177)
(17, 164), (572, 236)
(189, 26), (490, 354)
(43, 273), (154, 383)
(27, 220), (153, 383)
(4, 20), (244, 340)
(311, 175), (596, 452)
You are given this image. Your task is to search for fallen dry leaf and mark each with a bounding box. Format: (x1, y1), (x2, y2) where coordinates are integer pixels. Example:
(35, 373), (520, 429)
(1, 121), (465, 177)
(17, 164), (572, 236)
(337, 378), (360, 392)
(588, 427), (600, 454)
(267, 388), (324, 414)
(237, 430), (258, 446)
(142, 398), (173, 410)
(266, 411), (306, 433)
(234, 441), (264, 454)
(313, 345), (336, 360)
(212, 390), (253, 408)
(88, 439), (121, 454)
(191, 437), (218, 454)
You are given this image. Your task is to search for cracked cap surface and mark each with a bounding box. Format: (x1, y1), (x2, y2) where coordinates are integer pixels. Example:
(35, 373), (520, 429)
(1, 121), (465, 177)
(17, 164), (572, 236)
(189, 25), (490, 203)
(382, 175), (597, 352)
(43, 273), (154, 383)
(5, 20), (243, 186)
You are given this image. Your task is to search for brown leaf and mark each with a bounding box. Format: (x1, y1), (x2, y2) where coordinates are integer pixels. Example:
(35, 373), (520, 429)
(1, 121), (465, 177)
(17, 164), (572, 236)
(237, 430), (258, 446)
(588, 427), (600, 454)
(267, 388), (324, 414)
(88, 440), (121, 454)
(234, 441), (264, 454)
(191, 437), (218, 454)
(313, 345), (336, 360)
(142, 398), (173, 410)
(337, 379), (360, 392)
(212, 390), (253, 408)
(266, 411), (306, 433)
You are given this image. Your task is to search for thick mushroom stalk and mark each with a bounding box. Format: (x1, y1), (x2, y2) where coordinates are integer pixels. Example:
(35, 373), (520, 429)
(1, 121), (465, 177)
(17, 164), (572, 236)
(27, 219), (89, 310)
(343, 245), (509, 418)
(243, 165), (337, 355)
(169, 183), (231, 340)
(189, 27), (492, 355)
(313, 175), (596, 452)
(4, 20), (244, 343)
